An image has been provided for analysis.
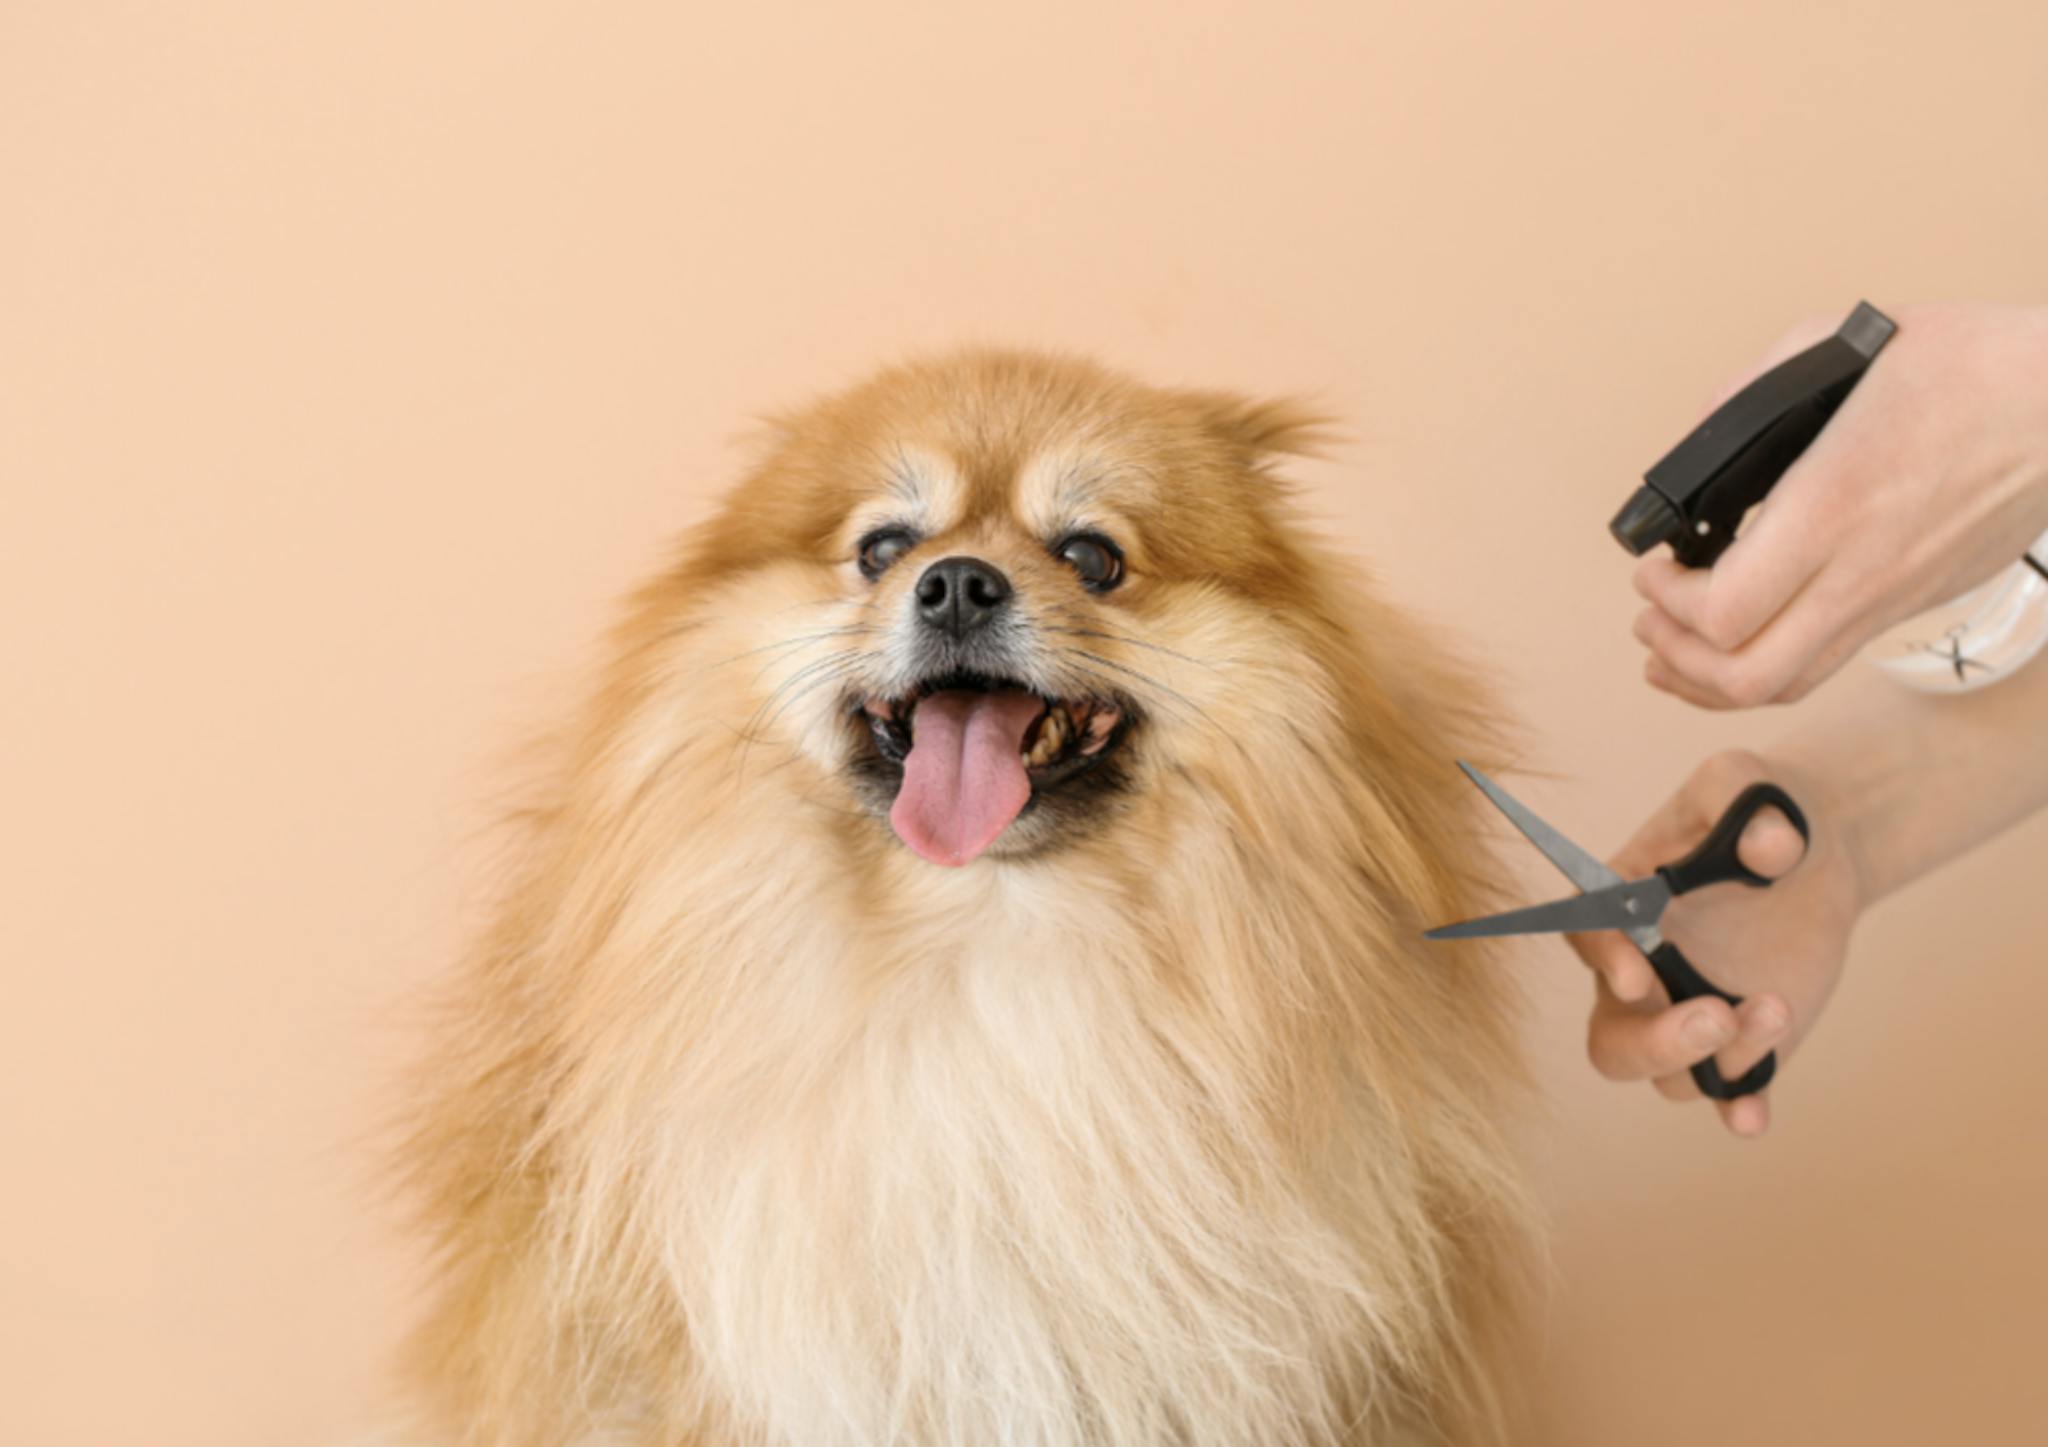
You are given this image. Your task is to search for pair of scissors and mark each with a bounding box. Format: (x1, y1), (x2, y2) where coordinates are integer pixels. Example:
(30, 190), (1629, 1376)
(1426, 763), (1809, 1100)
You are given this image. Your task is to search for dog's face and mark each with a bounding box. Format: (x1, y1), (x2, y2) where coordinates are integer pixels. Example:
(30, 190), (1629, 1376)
(672, 352), (1328, 867)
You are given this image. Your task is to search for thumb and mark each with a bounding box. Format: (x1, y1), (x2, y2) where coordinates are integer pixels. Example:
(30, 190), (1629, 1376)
(1736, 806), (1807, 882)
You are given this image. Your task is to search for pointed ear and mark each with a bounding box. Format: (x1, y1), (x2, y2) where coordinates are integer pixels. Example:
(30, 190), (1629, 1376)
(1182, 390), (1336, 462)
(728, 408), (817, 470)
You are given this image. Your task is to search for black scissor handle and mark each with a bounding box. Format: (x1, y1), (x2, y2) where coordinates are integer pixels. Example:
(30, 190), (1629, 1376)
(1657, 782), (1809, 897)
(1649, 783), (1811, 1100)
(1644, 941), (1776, 1099)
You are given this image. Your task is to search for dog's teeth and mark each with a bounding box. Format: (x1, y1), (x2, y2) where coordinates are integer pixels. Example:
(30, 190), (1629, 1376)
(1022, 706), (1068, 767)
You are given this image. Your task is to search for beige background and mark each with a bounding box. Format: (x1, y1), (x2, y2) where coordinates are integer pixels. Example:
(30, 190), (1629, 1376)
(5, 2), (2046, 1443)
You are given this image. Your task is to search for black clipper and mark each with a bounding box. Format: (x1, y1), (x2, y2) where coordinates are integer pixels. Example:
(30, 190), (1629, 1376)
(1611, 301), (1897, 567)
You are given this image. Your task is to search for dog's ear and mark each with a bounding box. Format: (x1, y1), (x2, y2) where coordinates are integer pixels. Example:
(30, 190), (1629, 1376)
(1183, 390), (1336, 463)
(736, 409), (805, 456)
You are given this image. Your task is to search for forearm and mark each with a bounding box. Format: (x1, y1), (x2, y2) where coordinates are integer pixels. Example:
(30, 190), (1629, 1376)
(1772, 655), (2048, 905)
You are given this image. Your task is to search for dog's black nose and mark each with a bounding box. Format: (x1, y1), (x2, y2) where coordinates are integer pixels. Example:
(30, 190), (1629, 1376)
(915, 556), (1012, 638)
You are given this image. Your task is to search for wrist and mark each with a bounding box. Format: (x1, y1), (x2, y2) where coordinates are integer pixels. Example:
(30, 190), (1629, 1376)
(2019, 310), (2048, 530)
(1988, 305), (2048, 545)
(1764, 694), (1922, 911)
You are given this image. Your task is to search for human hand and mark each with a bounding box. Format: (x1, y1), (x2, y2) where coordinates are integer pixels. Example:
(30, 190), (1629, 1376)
(1567, 750), (1866, 1136)
(1633, 303), (2048, 708)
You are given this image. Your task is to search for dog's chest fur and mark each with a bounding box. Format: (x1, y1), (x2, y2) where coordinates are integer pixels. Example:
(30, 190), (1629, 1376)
(602, 850), (1442, 1446)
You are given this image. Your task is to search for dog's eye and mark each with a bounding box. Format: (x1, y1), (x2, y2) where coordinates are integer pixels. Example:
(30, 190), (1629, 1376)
(1053, 533), (1124, 592)
(857, 527), (918, 580)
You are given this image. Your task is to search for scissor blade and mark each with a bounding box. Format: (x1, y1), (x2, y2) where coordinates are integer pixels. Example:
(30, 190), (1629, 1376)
(1425, 877), (1672, 940)
(1455, 762), (1625, 895)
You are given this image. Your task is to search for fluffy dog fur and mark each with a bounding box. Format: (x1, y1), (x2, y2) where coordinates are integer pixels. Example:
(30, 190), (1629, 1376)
(395, 351), (1526, 1445)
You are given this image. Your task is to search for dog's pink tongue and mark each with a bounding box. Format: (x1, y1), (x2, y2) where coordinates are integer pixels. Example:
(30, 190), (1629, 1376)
(890, 689), (1045, 866)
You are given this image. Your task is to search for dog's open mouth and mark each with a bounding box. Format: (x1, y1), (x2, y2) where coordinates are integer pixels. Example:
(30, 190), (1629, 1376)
(854, 670), (1133, 867)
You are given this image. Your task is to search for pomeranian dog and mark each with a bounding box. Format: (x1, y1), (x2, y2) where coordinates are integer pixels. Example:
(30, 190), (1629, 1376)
(395, 351), (1526, 1446)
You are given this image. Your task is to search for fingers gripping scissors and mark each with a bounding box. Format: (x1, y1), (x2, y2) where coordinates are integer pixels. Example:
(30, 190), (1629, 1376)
(1426, 763), (1809, 1101)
